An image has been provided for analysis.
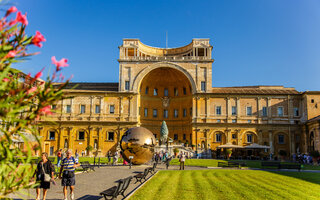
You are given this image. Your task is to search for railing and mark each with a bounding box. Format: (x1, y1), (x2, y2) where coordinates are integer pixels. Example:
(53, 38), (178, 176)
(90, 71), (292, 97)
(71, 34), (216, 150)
(119, 56), (212, 61)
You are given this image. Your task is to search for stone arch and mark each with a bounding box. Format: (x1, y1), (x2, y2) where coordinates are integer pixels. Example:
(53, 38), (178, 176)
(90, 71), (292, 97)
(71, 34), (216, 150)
(241, 131), (258, 144)
(212, 131), (226, 144)
(132, 62), (197, 94)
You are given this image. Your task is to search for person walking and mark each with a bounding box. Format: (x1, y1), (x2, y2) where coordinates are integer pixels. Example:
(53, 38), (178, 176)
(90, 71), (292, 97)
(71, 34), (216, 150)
(75, 150), (79, 161)
(59, 149), (80, 200)
(113, 151), (118, 166)
(57, 149), (62, 167)
(107, 151), (111, 165)
(34, 152), (55, 200)
(179, 153), (186, 170)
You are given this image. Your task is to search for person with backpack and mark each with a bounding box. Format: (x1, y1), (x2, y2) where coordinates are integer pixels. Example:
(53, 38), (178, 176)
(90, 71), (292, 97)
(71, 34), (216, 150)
(58, 149), (80, 200)
(179, 153), (186, 170)
(34, 152), (55, 200)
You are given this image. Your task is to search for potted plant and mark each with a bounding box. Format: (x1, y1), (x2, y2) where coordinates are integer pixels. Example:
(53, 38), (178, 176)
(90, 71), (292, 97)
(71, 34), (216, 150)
(173, 148), (179, 157)
(185, 141), (189, 147)
(86, 145), (93, 156)
(309, 150), (320, 166)
(279, 150), (287, 161)
(225, 149), (232, 160)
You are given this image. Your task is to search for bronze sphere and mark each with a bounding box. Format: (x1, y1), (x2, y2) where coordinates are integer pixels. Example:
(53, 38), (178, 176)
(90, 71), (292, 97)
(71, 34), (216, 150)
(120, 127), (156, 165)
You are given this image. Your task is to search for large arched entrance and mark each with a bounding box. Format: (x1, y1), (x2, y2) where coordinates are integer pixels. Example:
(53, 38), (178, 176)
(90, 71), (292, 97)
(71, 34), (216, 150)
(139, 67), (193, 145)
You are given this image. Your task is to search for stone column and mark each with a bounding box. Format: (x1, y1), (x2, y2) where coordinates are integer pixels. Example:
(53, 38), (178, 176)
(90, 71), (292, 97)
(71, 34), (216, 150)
(87, 126), (93, 156)
(225, 129), (231, 144)
(58, 127), (63, 150)
(118, 96), (123, 119)
(257, 129), (263, 145)
(267, 97), (272, 118)
(257, 97), (261, 118)
(269, 130), (274, 154)
(90, 96), (94, 118)
(67, 127), (73, 150)
(205, 97), (210, 118)
(97, 127), (103, 153)
(128, 96), (133, 118)
(236, 97), (240, 117)
(192, 97), (197, 119)
(226, 97), (231, 118)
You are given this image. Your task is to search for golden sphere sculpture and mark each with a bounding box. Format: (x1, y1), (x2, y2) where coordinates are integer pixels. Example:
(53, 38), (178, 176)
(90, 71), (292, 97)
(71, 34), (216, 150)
(120, 127), (156, 165)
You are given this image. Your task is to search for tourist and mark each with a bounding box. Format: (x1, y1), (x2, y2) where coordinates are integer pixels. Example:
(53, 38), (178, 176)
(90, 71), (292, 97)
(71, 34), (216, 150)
(57, 149), (62, 167)
(59, 149), (80, 200)
(34, 152), (55, 200)
(107, 151), (111, 165)
(81, 150), (84, 157)
(75, 150), (79, 161)
(113, 151), (118, 165)
(166, 156), (171, 169)
(179, 153), (186, 170)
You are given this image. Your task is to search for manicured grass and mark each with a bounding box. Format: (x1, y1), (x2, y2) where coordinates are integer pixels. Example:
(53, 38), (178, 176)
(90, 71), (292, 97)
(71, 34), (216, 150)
(170, 159), (320, 170)
(130, 170), (320, 200)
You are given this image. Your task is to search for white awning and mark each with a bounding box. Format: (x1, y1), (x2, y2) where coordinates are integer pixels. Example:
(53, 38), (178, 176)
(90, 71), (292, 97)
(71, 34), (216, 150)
(217, 143), (244, 149)
(244, 143), (270, 149)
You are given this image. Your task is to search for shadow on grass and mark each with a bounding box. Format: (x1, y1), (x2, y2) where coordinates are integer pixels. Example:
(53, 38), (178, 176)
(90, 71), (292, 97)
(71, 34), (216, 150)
(263, 170), (320, 185)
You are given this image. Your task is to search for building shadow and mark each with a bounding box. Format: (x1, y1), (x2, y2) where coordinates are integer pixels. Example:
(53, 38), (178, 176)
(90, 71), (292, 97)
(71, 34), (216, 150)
(263, 170), (320, 185)
(76, 195), (102, 200)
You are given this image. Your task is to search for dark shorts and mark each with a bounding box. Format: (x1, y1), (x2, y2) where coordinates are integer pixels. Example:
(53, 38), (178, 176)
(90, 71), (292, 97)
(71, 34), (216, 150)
(61, 172), (75, 186)
(36, 177), (51, 189)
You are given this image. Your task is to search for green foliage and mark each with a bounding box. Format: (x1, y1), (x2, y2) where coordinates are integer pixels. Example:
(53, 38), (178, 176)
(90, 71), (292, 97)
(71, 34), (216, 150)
(0, 6), (70, 198)
(86, 145), (93, 152)
(173, 148), (179, 154)
(160, 121), (168, 141)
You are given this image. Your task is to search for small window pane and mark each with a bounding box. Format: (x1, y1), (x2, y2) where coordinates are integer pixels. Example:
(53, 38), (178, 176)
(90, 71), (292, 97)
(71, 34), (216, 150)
(278, 107), (283, 117)
(183, 134), (186, 140)
(174, 109), (178, 118)
(49, 131), (55, 140)
(174, 134), (178, 140)
(80, 105), (86, 114)
(66, 105), (71, 113)
(95, 105), (100, 114)
(278, 135), (284, 144)
(294, 107), (299, 117)
(79, 131), (85, 140)
(107, 132), (114, 141)
(153, 109), (157, 117)
(247, 134), (252, 143)
(153, 88), (158, 96)
(163, 109), (168, 118)
(201, 81), (206, 91)
(232, 106), (237, 115)
(145, 87), (149, 94)
(110, 105), (115, 114)
(164, 88), (168, 97)
(216, 134), (221, 142)
(183, 109), (187, 117)
(125, 81), (130, 90)
(216, 106), (221, 115)
(183, 87), (187, 95)
(262, 107), (267, 116)
(174, 88), (178, 96)
(144, 108), (148, 117)
(246, 107), (252, 116)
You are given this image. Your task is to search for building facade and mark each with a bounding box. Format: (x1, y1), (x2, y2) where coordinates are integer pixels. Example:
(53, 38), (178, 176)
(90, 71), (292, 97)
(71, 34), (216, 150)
(38, 39), (320, 158)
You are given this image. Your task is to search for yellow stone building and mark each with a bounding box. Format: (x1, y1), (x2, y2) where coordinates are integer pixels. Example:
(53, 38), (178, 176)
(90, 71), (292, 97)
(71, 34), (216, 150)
(38, 39), (320, 158)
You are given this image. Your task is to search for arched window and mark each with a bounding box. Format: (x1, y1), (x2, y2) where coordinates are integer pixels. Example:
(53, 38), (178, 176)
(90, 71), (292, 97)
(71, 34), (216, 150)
(49, 130), (55, 140)
(145, 87), (149, 94)
(247, 134), (252, 143)
(153, 88), (158, 96)
(216, 133), (221, 142)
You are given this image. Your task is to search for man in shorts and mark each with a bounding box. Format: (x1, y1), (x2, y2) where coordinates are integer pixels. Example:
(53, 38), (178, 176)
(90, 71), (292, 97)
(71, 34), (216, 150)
(59, 149), (80, 200)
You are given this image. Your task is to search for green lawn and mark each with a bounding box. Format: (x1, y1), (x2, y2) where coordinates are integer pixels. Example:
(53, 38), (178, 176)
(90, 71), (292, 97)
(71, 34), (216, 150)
(130, 170), (320, 200)
(169, 159), (320, 170)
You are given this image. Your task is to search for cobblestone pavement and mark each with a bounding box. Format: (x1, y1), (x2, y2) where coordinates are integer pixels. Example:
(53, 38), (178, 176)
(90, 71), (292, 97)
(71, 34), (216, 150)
(7, 163), (203, 200)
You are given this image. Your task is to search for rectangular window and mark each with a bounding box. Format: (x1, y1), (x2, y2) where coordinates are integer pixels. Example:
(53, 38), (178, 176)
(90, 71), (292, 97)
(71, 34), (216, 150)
(216, 134), (221, 142)
(109, 105), (115, 114)
(125, 81), (130, 90)
(80, 105), (86, 114)
(278, 107), (283, 117)
(183, 109), (187, 117)
(174, 88), (178, 96)
(294, 107), (299, 117)
(262, 107), (267, 117)
(232, 119), (236, 123)
(183, 134), (186, 140)
(107, 132), (114, 141)
(217, 119), (221, 123)
(153, 109), (158, 117)
(145, 87), (149, 94)
(246, 106), (252, 116)
(164, 88), (169, 97)
(49, 131), (55, 140)
(153, 88), (158, 96)
(78, 131), (85, 140)
(144, 108), (148, 117)
(174, 134), (178, 140)
(66, 105), (71, 113)
(278, 135), (284, 144)
(232, 134), (237, 139)
(247, 134), (252, 143)
(232, 106), (237, 115)
(174, 109), (178, 118)
(201, 81), (206, 91)
(216, 106), (221, 115)
(248, 120), (252, 123)
(183, 87), (187, 95)
(163, 109), (168, 118)
(95, 105), (100, 114)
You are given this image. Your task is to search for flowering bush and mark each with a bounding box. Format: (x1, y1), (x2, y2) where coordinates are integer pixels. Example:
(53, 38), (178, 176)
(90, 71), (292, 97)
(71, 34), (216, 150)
(0, 6), (71, 197)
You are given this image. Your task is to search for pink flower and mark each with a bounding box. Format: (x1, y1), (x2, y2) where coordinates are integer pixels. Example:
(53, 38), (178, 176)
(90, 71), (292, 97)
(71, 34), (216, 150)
(34, 68), (44, 79)
(9, 12), (28, 26)
(39, 105), (52, 115)
(3, 78), (9, 82)
(6, 50), (16, 58)
(51, 56), (69, 71)
(5, 6), (18, 17)
(32, 31), (46, 48)
(27, 86), (37, 94)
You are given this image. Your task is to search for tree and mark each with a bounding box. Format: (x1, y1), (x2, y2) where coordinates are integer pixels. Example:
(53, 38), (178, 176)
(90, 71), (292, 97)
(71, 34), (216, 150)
(0, 6), (70, 197)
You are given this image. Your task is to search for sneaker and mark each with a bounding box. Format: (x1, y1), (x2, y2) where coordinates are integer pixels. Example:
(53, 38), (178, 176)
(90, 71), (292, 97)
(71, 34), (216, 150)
(70, 192), (74, 200)
(63, 198), (68, 200)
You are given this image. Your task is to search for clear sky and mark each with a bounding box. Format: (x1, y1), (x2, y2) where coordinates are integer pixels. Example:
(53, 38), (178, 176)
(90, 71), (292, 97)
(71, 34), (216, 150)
(7, 0), (320, 91)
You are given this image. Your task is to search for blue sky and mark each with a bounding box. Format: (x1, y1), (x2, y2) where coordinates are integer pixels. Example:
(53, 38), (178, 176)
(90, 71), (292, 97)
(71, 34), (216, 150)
(8, 0), (320, 91)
